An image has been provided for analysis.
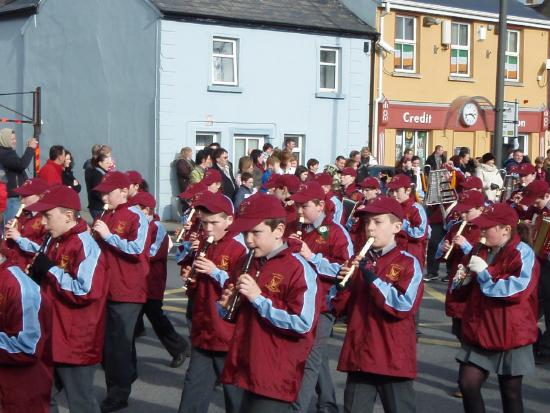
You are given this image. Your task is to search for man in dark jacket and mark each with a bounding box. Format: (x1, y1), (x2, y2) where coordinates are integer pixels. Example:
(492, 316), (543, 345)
(212, 147), (237, 200)
(425, 145), (446, 170)
(0, 128), (37, 224)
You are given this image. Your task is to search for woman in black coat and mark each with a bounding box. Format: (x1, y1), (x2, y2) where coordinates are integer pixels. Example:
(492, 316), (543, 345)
(62, 150), (81, 193)
(85, 153), (113, 219)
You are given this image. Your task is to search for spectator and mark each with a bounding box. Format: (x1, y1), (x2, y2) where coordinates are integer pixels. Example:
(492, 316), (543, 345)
(208, 142), (221, 151)
(211, 147), (237, 200)
(411, 156), (425, 201)
(174, 147), (194, 193)
(475, 153), (503, 202)
(0, 128), (38, 223)
(287, 155), (298, 175)
(543, 149), (550, 182)
(452, 148), (475, 176)
(189, 150), (211, 185)
(234, 171), (254, 209)
(280, 151), (293, 174)
(39, 145), (66, 185)
(344, 158), (358, 169)
(236, 156), (254, 187)
(261, 156), (281, 192)
(250, 149), (264, 189)
(259, 142), (274, 167)
(306, 158), (319, 180)
(395, 148), (414, 169)
(282, 137), (296, 154)
(535, 156), (546, 182)
(85, 153), (113, 219)
(335, 156), (346, 171)
(62, 150), (81, 193)
(504, 149), (524, 172)
(360, 146), (378, 166)
(425, 145), (446, 170)
(349, 150), (361, 166)
(295, 165), (309, 182)
(82, 144), (102, 171)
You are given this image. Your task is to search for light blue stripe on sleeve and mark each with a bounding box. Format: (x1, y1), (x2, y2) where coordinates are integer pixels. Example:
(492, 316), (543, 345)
(331, 196), (343, 224)
(233, 233), (247, 250)
(210, 268), (230, 288)
(459, 240), (473, 255)
(150, 221), (167, 258)
(15, 237), (41, 253)
(48, 232), (101, 296)
(434, 237), (446, 260)
(176, 241), (192, 264)
(476, 242), (534, 298)
(104, 206), (148, 254)
(0, 267), (42, 355)
(310, 253), (341, 278)
(332, 222), (355, 259)
(252, 253), (317, 334)
(372, 251), (422, 312)
(404, 203), (428, 239)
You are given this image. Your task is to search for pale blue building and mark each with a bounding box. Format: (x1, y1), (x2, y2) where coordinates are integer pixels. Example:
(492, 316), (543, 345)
(0, 0), (377, 219)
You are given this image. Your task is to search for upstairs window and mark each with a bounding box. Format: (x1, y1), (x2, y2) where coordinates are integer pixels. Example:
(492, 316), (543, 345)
(450, 22), (470, 77)
(394, 16), (416, 72)
(506, 30), (520, 81)
(212, 37), (238, 85)
(320, 47), (340, 92)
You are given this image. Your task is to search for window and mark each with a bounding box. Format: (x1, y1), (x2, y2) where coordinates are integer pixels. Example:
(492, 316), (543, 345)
(283, 134), (306, 165)
(195, 132), (219, 152)
(233, 135), (265, 168)
(212, 37), (238, 85)
(395, 130), (427, 162)
(450, 23), (470, 77)
(319, 47), (340, 92)
(506, 30), (520, 81)
(394, 16), (416, 72)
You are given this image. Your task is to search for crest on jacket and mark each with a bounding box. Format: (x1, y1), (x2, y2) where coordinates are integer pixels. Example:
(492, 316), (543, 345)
(59, 255), (70, 270)
(387, 264), (403, 282)
(218, 255), (230, 271)
(265, 273), (284, 293)
(114, 221), (128, 235)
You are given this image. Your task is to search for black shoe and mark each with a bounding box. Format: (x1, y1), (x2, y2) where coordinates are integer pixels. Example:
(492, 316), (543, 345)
(169, 352), (187, 368)
(100, 398), (128, 413)
(423, 273), (439, 282)
(535, 352), (550, 365)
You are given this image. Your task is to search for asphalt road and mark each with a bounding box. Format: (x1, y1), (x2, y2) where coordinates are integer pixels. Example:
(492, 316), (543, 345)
(56, 257), (550, 413)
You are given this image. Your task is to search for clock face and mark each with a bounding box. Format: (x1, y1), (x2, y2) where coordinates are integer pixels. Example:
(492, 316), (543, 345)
(461, 102), (479, 126)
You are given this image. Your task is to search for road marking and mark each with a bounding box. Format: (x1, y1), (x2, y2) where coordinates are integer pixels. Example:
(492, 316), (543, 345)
(163, 305), (186, 314)
(163, 297), (188, 302)
(164, 288), (185, 296)
(424, 285), (447, 303)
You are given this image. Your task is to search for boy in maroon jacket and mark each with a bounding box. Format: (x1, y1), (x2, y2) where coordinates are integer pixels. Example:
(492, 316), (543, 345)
(289, 181), (353, 413)
(334, 196), (423, 413)
(92, 171), (150, 412)
(26, 185), (108, 413)
(219, 192), (319, 413)
(178, 191), (247, 413)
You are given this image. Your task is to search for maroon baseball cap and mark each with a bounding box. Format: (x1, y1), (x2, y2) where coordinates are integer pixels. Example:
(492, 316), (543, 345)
(453, 190), (485, 213)
(126, 170), (143, 185)
(386, 174), (412, 190)
(26, 185), (81, 212)
(179, 182), (206, 200)
(340, 167), (357, 178)
(202, 169), (222, 186)
(314, 172), (333, 187)
(355, 196), (404, 220)
(517, 163), (536, 177)
(289, 181), (326, 204)
(470, 203), (518, 229)
(360, 177), (380, 189)
(267, 174), (300, 194)
(129, 191), (156, 209)
(194, 191), (234, 216)
(13, 178), (49, 196)
(229, 193), (286, 232)
(461, 176), (483, 190)
(521, 180), (550, 206)
(93, 171), (131, 193)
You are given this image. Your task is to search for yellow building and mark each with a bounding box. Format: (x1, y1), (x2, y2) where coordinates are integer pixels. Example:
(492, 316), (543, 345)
(372, 0), (550, 165)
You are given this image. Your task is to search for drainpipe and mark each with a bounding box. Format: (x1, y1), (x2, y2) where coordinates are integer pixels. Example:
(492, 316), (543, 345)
(372, 0), (391, 162)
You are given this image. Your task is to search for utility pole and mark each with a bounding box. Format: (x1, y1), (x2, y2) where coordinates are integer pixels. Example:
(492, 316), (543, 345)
(493, 0), (508, 167)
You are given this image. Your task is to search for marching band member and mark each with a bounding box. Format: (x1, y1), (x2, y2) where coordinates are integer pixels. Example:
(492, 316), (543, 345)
(315, 172), (344, 225)
(130, 192), (190, 368)
(387, 174), (430, 269)
(178, 191), (247, 413)
(266, 174), (301, 236)
(288, 181), (353, 413)
(451, 204), (539, 413)
(333, 196), (423, 413)
(0, 251), (52, 413)
(219, 193), (319, 412)
(26, 185), (108, 413)
(3, 178), (49, 269)
(91, 171), (150, 412)
(360, 177), (381, 201)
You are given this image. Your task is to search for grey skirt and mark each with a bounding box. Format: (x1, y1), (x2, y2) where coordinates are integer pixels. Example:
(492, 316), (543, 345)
(456, 343), (535, 376)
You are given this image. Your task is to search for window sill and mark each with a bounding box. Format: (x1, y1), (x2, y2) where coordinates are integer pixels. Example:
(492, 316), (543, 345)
(315, 92), (345, 99)
(207, 85), (243, 93)
(392, 71), (422, 79)
(448, 76), (475, 83)
(505, 81), (523, 87)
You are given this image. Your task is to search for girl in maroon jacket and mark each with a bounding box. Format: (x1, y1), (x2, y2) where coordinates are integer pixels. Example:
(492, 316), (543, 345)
(452, 203), (539, 413)
(219, 193), (319, 413)
(333, 196), (423, 413)
(178, 191), (247, 413)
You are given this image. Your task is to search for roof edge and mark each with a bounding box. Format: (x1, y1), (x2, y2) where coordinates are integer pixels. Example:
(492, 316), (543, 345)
(160, 10), (379, 39)
(0, 4), (37, 20)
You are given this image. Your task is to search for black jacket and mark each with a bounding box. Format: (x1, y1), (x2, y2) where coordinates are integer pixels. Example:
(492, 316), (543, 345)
(212, 163), (237, 200)
(425, 153), (446, 170)
(62, 168), (82, 193)
(0, 146), (35, 197)
(85, 166), (107, 210)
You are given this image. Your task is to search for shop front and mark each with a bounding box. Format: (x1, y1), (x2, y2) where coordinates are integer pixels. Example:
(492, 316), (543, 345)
(377, 99), (550, 166)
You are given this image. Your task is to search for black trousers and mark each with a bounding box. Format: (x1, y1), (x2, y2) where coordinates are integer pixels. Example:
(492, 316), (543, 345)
(103, 302), (142, 402)
(51, 364), (100, 413)
(538, 260), (550, 355)
(426, 223), (445, 276)
(240, 391), (291, 413)
(135, 299), (189, 358)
